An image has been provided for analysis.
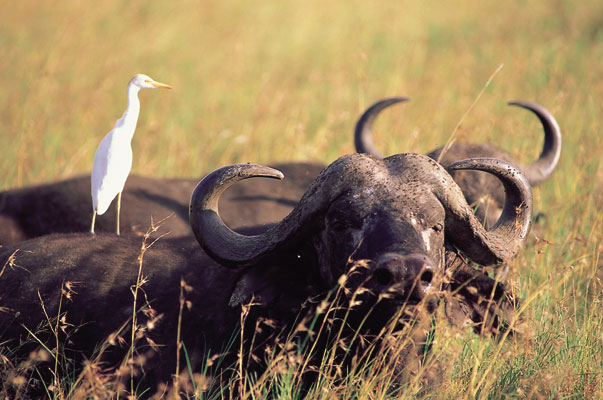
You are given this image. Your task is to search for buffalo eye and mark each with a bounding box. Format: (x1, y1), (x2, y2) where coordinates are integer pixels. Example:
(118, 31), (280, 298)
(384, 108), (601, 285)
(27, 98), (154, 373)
(330, 218), (351, 232)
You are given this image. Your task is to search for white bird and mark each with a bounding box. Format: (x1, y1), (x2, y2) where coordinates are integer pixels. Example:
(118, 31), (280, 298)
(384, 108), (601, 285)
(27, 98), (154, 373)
(90, 73), (172, 235)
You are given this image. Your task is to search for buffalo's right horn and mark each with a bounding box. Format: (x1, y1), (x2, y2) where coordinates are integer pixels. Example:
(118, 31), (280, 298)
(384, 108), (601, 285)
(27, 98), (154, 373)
(440, 157), (533, 266)
(190, 155), (385, 268)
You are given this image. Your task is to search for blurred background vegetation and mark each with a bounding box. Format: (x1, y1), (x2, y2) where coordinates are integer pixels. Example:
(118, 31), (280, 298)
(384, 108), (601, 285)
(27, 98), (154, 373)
(0, 0), (601, 397)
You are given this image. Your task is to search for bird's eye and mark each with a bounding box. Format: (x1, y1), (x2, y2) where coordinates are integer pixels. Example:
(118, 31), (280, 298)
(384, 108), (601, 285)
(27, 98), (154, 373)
(431, 223), (443, 233)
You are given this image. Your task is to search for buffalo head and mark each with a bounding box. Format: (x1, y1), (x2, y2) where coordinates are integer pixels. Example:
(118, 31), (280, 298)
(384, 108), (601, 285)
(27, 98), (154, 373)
(190, 153), (532, 316)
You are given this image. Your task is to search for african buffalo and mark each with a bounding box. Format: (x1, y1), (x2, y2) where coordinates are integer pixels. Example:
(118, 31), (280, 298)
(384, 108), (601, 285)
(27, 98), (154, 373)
(355, 98), (561, 226)
(0, 163), (324, 245)
(0, 152), (531, 395)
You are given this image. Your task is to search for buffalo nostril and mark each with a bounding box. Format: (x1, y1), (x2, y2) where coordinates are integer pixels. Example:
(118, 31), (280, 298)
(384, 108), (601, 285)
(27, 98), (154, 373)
(374, 268), (393, 286)
(420, 270), (433, 284)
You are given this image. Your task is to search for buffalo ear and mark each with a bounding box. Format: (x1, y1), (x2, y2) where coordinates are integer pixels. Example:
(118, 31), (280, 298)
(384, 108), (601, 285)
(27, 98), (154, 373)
(228, 254), (321, 317)
(229, 265), (280, 307)
(444, 262), (523, 336)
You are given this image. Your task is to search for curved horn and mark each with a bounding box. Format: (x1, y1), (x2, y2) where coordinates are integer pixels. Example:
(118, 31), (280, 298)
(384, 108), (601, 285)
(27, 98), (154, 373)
(190, 155), (377, 267)
(189, 164), (284, 267)
(442, 157), (533, 266)
(508, 101), (562, 186)
(354, 97), (410, 159)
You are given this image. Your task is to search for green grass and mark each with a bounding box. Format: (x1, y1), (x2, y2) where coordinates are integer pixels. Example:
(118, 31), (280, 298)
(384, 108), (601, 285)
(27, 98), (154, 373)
(1, 0), (601, 398)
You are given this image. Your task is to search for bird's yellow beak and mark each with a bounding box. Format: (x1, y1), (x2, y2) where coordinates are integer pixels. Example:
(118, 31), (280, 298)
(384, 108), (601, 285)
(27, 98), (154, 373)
(147, 79), (173, 89)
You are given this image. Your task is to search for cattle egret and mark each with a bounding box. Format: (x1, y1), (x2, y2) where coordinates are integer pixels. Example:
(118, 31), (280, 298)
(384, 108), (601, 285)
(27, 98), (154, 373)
(90, 74), (172, 235)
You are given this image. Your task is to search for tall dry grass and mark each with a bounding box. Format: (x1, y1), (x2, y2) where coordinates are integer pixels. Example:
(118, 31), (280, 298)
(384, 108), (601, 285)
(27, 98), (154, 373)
(0, 0), (601, 398)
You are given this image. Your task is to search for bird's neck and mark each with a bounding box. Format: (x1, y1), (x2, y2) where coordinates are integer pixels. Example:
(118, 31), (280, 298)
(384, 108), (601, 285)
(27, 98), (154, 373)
(116, 84), (142, 141)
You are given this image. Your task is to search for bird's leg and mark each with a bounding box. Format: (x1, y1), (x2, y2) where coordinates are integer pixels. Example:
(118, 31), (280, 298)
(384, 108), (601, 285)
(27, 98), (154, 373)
(90, 210), (97, 234)
(116, 191), (122, 236)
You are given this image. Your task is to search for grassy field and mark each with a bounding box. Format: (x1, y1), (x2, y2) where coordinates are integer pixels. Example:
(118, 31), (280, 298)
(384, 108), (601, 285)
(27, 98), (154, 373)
(1, 0), (601, 398)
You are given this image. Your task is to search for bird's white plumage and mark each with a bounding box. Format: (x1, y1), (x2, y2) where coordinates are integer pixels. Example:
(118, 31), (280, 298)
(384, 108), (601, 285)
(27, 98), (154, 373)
(91, 130), (133, 214)
(90, 74), (171, 234)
